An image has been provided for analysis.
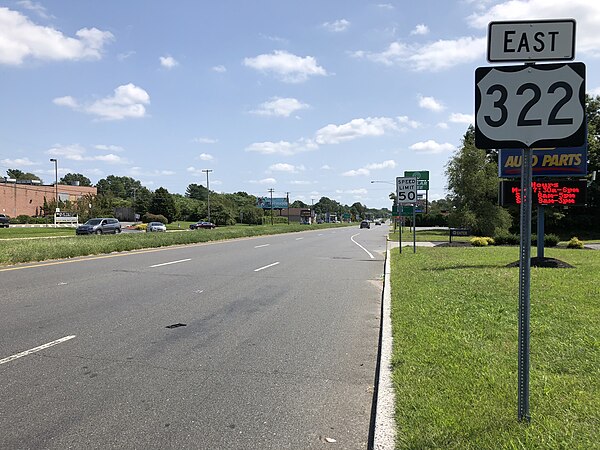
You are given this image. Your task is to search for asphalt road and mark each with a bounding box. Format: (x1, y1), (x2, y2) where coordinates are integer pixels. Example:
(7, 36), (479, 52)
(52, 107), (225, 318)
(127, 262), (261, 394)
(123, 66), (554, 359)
(0, 225), (388, 449)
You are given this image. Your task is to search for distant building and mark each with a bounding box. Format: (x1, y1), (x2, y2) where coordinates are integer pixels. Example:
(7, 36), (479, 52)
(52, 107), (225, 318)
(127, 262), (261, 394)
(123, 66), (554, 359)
(276, 208), (314, 224)
(0, 180), (96, 217)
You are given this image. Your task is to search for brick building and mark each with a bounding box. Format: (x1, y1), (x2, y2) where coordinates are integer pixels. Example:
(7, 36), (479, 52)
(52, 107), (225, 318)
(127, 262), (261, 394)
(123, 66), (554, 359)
(0, 181), (97, 217)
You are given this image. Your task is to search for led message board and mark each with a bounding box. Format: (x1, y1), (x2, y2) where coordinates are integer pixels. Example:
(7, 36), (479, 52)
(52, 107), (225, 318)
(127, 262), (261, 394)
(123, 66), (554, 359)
(499, 180), (587, 206)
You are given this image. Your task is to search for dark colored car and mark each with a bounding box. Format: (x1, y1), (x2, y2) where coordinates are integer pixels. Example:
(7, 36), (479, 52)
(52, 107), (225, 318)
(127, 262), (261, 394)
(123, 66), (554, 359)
(0, 214), (9, 228)
(360, 220), (370, 229)
(76, 218), (121, 235)
(189, 221), (216, 230)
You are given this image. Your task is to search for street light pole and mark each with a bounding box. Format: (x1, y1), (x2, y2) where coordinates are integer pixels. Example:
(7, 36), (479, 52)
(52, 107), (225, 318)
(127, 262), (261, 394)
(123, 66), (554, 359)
(268, 188), (274, 225)
(202, 169), (213, 222)
(49, 158), (58, 211)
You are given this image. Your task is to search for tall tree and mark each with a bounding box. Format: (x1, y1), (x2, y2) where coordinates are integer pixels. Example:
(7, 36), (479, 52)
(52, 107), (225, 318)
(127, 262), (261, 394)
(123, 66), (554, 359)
(185, 183), (208, 201)
(149, 187), (176, 222)
(59, 173), (92, 186)
(6, 169), (42, 183)
(445, 125), (511, 236)
(96, 175), (144, 199)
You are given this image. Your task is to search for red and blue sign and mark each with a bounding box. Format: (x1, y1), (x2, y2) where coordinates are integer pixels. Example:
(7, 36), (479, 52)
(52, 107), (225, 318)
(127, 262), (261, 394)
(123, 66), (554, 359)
(499, 147), (587, 178)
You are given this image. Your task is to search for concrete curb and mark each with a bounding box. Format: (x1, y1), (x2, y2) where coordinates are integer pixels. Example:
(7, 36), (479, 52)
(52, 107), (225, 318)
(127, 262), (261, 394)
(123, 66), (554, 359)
(373, 239), (397, 449)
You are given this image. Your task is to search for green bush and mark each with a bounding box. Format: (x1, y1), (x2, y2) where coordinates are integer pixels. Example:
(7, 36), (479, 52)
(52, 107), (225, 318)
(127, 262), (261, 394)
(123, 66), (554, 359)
(544, 233), (560, 247)
(470, 237), (489, 247)
(16, 215), (32, 224)
(567, 236), (584, 249)
(142, 213), (168, 224)
(493, 232), (520, 245)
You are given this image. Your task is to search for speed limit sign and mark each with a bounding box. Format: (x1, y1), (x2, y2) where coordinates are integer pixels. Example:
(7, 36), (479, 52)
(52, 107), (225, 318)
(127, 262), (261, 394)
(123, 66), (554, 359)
(475, 62), (585, 149)
(396, 177), (417, 204)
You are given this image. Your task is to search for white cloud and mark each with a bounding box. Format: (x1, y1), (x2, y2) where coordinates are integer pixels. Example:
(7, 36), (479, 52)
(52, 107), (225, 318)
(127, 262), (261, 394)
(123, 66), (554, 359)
(336, 188), (368, 195)
(245, 139), (316, 156)
(243, 50), (327, 83)
(449, 113), (474, 124)
(320, 165), (332, 170)
(212, 65), (226, 73)
(342, 159), (396, 177)
(437, 122), (449, 129)
(342, 168), (370, 177)
(197, 153), (214, 161)
(322, 19), (350, 32)
(397, 116), (421, 129)
(377, 3), (395, 9)
(0, 8), (114, 65)
(268, 163), (304, 173)
(117, 51), (135, 61)
(290, 180), (314, 185)
(418, 95), (445, 112)
(316, 117), (399, 144)
(193, 137), (218, 144)
(1, 157), (37, 166)
(353, 36), (486, 71)
(53, 96), (78, 108)
(411, 24), (429, 35)
(159, 55), (179, 69)
(94, 144), (124, 152)
(251, 97), (309, 117)
(250, 177), (277, 185)
(468, 1), (600, 56)
(590, 87), (600, 97)
(45, 144), (128, 163)
(129, 167), (175, 177)
(16, 1), (53, 19)
(55, 83), (150, 120)
(409, 140), (456, 154)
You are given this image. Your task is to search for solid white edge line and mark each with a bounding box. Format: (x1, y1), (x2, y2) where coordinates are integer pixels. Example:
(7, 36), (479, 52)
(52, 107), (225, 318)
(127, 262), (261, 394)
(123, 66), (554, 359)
(0, 335), (76, 365)
(254, 261), (280, 272)
(350, 233), (375, 259)
(150, 258), (191, 268)
(295, 237), (304, 240)
(254, 244), (270, 248)
(373, 241), (397, 448)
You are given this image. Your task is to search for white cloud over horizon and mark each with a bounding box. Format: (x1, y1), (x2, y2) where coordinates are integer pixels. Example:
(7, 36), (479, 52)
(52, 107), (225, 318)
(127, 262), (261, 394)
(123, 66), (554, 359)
(243, 50), (327, 83)
(251, 97), (309, 117)
(409, 140), (456, 154)
(322, 19), (350, 32)
(159, 55), (179, 69)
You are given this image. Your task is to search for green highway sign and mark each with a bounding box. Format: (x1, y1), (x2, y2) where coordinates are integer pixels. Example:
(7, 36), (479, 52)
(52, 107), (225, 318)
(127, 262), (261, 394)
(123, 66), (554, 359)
(404, 170), (429, 190)
(400, 205), (414, 215)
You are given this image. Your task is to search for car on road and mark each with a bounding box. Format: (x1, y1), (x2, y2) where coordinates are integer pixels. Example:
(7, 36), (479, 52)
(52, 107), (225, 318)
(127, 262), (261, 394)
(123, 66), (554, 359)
(375, 220), (382, 225)
(189, 221), (216, 230)
(360, 220), (370, 229)
(0, 213), (9, 228)
(146, 221), (167, 232)
(76, 218), (121, 235)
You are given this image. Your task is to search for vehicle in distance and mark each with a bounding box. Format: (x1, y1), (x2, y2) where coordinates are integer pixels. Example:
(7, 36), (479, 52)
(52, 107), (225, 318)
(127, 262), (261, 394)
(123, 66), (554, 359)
(146, 221), (167, 232)
(189, 221), (216, 230)
(76, 218), (121, 235)
(375, 220), (382, 225)
(360, 220), (370, 229)
(0, 214), (9, 228)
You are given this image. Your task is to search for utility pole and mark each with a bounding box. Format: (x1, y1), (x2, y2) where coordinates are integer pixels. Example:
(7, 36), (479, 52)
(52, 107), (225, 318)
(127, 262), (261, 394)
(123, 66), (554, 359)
(131, 187), (138, 222)
(268, 188), (274, 225)
(49, 158), (58, 211)
(202, 169), (213, 222)
(286, 192), (290, 224)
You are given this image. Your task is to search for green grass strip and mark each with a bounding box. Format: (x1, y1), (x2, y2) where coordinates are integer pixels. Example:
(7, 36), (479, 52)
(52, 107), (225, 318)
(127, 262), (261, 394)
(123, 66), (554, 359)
(390, 247), (599, 449)
(0, 223), (352, 265)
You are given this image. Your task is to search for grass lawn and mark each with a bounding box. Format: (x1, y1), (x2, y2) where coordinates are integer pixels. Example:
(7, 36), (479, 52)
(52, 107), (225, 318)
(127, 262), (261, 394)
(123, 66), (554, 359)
(0, 226), (74, 239)
(389, 246), (599, 449)
(389, 228), (472, 243)
(0, 222), (353, 265)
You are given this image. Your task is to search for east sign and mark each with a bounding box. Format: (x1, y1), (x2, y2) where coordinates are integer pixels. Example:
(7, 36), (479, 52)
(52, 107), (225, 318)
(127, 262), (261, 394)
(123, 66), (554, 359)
(487, 19), (576, 62)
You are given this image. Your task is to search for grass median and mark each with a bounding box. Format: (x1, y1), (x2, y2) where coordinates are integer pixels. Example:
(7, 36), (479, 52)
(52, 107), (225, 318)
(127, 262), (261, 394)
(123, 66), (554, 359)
(389, 246), (599, 449)
(0, 223), (352, 266)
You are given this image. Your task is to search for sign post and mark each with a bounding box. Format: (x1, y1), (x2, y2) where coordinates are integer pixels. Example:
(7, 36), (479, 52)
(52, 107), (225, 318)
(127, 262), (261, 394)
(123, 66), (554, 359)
(476, 18), (583, 423)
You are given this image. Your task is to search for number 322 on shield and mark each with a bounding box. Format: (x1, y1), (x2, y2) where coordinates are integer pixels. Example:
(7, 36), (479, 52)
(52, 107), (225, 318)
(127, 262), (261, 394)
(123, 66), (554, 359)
(475, 62), (585, 149)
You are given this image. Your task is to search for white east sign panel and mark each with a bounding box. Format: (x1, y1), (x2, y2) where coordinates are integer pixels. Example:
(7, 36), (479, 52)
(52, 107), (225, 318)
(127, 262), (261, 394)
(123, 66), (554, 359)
(475, 62), (585, 149)
(488, 19), (575, 62)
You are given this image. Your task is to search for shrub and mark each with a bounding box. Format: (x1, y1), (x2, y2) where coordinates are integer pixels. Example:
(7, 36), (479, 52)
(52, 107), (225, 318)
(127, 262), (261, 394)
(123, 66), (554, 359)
(567, 237), (584, 249)
(142, 213), (168, 224)
(544, 233), (560, 247)
(470, 237), (489, 247)
(134, 223), (148, 231)
(484, 237), (495, 245)
(493, 232), (520, 245)
(16, 215), (32, 224)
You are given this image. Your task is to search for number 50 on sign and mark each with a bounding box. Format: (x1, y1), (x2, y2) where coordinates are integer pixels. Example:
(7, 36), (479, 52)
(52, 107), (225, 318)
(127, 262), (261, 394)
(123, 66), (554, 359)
(475, 62), (585, 149)
(396, 177), (417, 204)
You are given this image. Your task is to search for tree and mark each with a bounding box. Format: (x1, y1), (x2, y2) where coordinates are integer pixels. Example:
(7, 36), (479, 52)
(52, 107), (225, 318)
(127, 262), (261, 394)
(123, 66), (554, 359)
(290, 200), (308, 208)
(59, 173), (92, 186)
(96, 175), (144, 200)
(185, 183), (208, 201)
(6, 169), (42, 183)
(445, 125), (511, 236)
(149, 187), (176, 222)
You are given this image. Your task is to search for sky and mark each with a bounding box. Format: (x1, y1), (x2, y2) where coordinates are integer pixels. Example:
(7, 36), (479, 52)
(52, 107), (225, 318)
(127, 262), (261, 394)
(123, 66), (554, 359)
(1, 0), (600, 209)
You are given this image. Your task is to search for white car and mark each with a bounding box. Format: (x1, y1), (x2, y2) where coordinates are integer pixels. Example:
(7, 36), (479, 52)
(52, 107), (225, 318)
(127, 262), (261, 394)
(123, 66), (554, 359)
(146, 221), (167, 232)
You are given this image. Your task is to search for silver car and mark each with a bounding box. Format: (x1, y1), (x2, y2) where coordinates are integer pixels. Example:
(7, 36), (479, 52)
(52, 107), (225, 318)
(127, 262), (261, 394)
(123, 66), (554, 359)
(146, 221), (167, 232)
(76, 218), (121, 235)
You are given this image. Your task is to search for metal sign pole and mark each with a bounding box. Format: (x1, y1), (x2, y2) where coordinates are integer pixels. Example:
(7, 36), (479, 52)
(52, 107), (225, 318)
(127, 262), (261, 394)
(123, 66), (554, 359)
(399, 213), (402, 254)
(518, 147), (533, 423)
(537, 205), (545, 259)
(412, 205), (416, 253)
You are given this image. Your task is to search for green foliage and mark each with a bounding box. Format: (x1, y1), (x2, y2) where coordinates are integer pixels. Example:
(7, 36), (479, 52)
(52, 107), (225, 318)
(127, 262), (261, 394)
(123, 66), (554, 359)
(6, 169), (42, 183)
(142, 213), (168, 224)
(185, 183), (208, 201)
(567, 236), (584, 249)
(149, 187), (176, 222)
(59, 173), (92, 186)
(208, 200), (236, 226)
(239, 206), (264, 225)
(493, 232), (520, 245)
(544, 233), (560, 247)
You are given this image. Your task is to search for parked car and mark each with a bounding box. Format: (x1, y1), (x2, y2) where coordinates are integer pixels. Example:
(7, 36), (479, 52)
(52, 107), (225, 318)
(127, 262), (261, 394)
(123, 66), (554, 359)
(360, 220), (370, 229)
(76, 218), (121, 235)
(0, 214), (9, 228)
(189, 221), (216, 230)
(146, 221), (167, 232)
